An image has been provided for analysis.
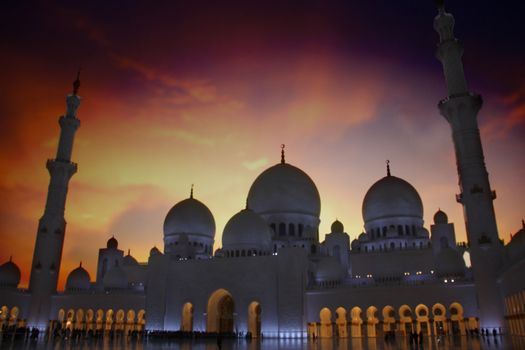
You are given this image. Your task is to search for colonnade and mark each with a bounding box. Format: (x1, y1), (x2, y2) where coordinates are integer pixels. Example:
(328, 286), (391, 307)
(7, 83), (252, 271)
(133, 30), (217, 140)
(505, 290), (525, 336)
(308, 302), (475, 338)
(55, 308), (145, 333)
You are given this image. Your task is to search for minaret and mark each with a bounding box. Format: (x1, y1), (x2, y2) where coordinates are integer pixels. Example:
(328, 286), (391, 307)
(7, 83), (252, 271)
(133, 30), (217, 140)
(27, 73), (82, 328)
(434, 1), (504, 330)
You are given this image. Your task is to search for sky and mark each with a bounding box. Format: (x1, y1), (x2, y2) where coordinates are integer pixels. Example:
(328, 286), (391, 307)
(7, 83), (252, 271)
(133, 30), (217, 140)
(0, 0), (524, 290)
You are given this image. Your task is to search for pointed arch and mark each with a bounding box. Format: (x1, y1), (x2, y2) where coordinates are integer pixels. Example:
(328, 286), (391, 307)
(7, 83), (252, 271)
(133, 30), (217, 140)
(449, 302), (465, 335)
(350, 306), (363, 338)
(319, 307), (333, 338)
(207, 289), (234, 333)
(366, 306), (379, 338)
(248, 301), (262, 338)
(415, 304), (430, 335)
(182, 302), (194, 332)
(335, 307), (348, 338)
(432, 303), (447, 336)
(382, 305), (395, 333)
(398, 304), (413, 335)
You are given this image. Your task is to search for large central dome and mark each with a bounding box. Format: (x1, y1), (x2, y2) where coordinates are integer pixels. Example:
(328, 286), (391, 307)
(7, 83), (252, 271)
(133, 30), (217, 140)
(362, 175), (423, 223)
(247, 162), (321, 216)
(163, 197), (216, 239)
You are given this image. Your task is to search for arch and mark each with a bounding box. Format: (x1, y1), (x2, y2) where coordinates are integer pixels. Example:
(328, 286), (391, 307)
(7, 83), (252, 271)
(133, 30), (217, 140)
(86, 309), (94, 331)
(350, 307), (363, 338)
(366, 306), (379, 338)
(289, 223), (295, 236)
(75, 308), (84, 330)
(398, 304), (413, 335)
(96, 309), (104, 330)
(57, 308), (65, 323)
(449, 302), (465, 335)
(182, 302), (194, 332)
(0, 306), (8, 324)
(415, 304), (430, 335)
(279, 223), (286, 236)
(137, 309), (146, 331)
(248, 301), (262, 338)
(105, 309), (114, 331)
(382, 305), (395, 333)
(116, 309), (125, 331)
(9, 307), (19, 327)
(335, 307), (348, 338)
(319, 307), (333, 338)
(207, 289), (234, 333)
(66, 309), (75, 330)
(432, 303), (447, 336)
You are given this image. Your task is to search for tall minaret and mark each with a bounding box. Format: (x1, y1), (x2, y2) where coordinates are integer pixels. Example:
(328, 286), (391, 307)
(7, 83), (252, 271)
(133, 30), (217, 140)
(27, 73), (82, 328)
(434, 1), (504, 330)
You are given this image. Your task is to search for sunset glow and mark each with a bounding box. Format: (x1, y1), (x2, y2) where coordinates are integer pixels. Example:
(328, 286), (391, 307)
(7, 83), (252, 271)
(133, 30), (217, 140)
(0, 1), (523, 289)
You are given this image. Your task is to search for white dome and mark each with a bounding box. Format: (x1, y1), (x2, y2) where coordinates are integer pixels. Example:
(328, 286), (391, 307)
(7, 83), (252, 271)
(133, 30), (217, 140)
(65, 264), (91, 290)
(247, 163), (320, 217)
(0, 259), (21, 287)
(362, 175), (423, 224)
(164, 197), (216, 239)
(222, 209), (272, 251)
(103, 266), (128, 290)
(314, 257), (344, 282)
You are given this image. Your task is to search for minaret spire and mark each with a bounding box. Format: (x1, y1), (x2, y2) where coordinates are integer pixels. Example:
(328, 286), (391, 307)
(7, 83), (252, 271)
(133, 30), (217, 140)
(281, 144), (285, 164)
(434, 4), (504, 330)
(28, 75), (82, 328)
(190, 184), (194, 199)
(386, 160), (391, 177)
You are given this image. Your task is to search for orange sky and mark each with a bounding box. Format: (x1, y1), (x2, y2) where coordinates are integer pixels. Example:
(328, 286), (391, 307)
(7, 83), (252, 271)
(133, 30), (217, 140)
(0, 1), (524, 290)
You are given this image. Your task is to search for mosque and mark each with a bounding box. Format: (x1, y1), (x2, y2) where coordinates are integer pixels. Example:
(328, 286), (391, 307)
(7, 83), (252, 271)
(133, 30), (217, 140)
(1, 2), (524, 339)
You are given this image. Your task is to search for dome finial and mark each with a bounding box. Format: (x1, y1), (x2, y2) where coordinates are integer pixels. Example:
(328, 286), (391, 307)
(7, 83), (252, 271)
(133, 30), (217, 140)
(245, 198), (249, 210)
(522, 218), (525, 229)
(190, 184), (194, 199)
(128, 249), (131, 255)
(386, 159), (391, 176)
(9, 255), (12, 262)
(281, 144), (285, 164)
(73, 69), (81, 95)
(79, 261), (82, 267)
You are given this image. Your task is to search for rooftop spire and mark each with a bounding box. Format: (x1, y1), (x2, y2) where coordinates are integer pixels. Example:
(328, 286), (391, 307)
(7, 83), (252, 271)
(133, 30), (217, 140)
(281, 144), (285, 164)
(128, 249), (131, 255)
(79, 261), (82, 267)
(386, 159), (391, 176)
(73, 69), (81, 95)
(190, 184), (194, 198)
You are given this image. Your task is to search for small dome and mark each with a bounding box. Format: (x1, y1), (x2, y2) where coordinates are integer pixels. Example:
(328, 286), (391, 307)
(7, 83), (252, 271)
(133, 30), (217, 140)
(164, 197), (216, 239)
(247, 163), (320, 217)
(222, 209), (272, 252)
(362, 175), (423, 224)
(65, 263), (91, 290)
(102, 266), (128, 290)
(123, 252), (139, 267)
(0, 259), (21, 287)
(150, 246), (161, 257)
(107, 236), (118, 249)
(314, 257), (344, 282)
(434, 209), (448, 225)
(331, 220), (344, 233)
(417, 227), (430, 238)
(358, 232), (369, 242)
(435, 248), (465, 276)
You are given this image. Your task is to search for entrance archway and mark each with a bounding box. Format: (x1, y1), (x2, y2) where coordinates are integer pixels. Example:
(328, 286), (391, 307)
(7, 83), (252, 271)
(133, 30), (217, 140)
(351, 307), (363, 338)
(415, 304), (430, 335)
(366, 306), (379, 337)
(248, 301), (261, 338)
(207, 289), (234, 333)
(319, 307), (333, 338)
(182, 303), (194, 332)
(398, 304), (413, 335)
(382, 305), (395, 333)
(449, 302), (465, 335)
(432, 303), (447, 336)
(335, 307), (348, 338)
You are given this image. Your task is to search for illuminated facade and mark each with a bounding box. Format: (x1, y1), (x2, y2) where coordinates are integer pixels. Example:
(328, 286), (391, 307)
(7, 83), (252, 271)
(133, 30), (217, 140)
(1, 2), (525, 338)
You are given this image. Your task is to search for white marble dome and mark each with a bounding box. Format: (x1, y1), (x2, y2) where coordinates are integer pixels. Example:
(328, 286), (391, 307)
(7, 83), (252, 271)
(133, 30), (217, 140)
(247, 162), (320, 217)
(65, 263), (91, 290)
(164, 196), (216, 239)
(362, 175), (423, 223)
(0, 259), (21, 287)
(222, 208), (272, 252)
